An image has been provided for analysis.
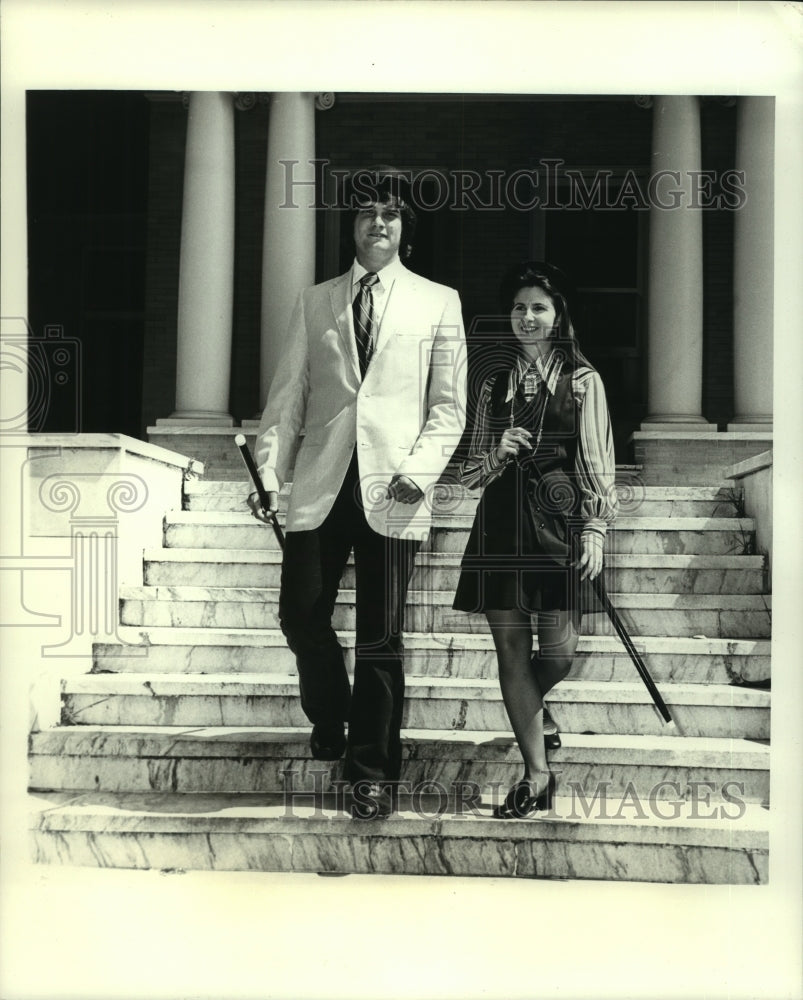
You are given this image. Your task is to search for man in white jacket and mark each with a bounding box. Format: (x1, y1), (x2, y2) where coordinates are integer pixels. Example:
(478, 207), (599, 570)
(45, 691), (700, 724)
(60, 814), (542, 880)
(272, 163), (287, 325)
(251, 168), (467, 818)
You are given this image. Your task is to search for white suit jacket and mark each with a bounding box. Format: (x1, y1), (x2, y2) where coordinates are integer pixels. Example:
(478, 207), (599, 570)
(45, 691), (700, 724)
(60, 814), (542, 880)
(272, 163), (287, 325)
(255, 263), (467, 540)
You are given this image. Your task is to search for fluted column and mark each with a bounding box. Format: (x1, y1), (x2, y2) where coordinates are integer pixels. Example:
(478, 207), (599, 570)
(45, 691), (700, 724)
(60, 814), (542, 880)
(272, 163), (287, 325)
(163, 91), (235, 424)
(259, 92), (317, 406)
(729, 97), (774, 430)
(643, 96), (711, 429)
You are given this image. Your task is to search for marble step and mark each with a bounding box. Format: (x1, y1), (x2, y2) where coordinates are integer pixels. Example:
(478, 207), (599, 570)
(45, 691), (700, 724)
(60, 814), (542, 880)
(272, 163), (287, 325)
(60, 674), (770, 739)
(163, 511), (756, 557)
(142, 547), (767, 595)
(119, 585), (773, 639)
(29, 790), (769, 884)
(184, 481), (744, 520)
(29, 726), (770, 804)
(95, 628), (772, 686)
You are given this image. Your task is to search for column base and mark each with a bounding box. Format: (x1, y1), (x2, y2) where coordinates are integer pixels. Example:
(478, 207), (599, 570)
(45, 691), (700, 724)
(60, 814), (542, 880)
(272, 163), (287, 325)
(630, 428), (774, 485)
(727, 418), (773, 433)
(147, 423), (248, 480)
(640, 418), (718, 432)
(156, 411), (234, 427)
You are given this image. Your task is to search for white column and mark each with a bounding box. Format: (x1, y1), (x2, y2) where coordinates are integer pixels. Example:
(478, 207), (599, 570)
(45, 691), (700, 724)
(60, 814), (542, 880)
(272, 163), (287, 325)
(729, 97), (774, 430)
(643, 96), (712, 429)
(162, 91), (235, 425)
(259, 92), (317, 407)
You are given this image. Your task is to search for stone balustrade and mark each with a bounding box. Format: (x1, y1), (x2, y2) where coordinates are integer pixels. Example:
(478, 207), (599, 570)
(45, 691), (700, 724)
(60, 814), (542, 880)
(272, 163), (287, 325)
(7, 434), (202, 731)
(726, 449), (773, 586)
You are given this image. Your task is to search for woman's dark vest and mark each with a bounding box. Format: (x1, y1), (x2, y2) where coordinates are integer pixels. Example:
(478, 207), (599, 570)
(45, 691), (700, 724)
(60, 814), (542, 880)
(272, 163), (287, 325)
(488, 364), (580, 476)
(477, 366), (584, 560)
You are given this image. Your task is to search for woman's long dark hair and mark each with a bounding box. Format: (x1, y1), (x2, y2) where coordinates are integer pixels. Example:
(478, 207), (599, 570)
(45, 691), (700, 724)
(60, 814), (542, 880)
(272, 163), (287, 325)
(498, 260), (595, 372)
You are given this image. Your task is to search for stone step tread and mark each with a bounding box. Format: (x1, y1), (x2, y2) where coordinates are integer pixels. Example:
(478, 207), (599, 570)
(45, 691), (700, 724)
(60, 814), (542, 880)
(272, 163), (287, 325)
(103, 626), (772, 655)
(62, 673), (770, 706)
(186, 483), (724, 499)
(92, 633), (771, 687)
(119, 585), (772, 611)
(164, 511), (754, 531)
(634, 430), (772, 440)
(30, 725), (770, 768)
(29, 790), (770, 844)
(186, 499), (743, 520)
(143, 548), (765, 569)
(147, 426), (251, 436)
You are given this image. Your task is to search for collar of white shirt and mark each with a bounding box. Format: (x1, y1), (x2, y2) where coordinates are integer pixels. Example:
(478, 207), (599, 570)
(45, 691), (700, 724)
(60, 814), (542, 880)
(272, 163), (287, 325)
(351, 256), (405, 295)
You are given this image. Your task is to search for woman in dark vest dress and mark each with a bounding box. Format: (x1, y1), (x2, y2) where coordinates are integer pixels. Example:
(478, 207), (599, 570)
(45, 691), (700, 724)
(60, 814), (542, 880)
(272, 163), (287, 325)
(453, 261), (617, 819)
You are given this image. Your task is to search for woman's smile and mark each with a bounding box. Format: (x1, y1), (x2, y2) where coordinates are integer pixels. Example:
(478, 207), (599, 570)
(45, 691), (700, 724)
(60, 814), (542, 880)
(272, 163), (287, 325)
(510, 286), (557, 355)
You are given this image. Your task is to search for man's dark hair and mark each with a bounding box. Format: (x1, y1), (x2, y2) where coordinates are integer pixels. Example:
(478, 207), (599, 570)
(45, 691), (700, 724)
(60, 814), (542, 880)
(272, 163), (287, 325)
(346, 165), (417, 260)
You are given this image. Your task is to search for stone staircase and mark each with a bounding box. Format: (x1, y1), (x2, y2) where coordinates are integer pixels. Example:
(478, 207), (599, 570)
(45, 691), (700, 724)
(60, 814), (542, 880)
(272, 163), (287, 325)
(29, 470), (771, 883)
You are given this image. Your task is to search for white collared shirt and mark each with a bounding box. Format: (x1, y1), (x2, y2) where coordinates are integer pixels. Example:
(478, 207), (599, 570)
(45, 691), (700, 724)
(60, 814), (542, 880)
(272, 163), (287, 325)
(351, 256), (404, 331)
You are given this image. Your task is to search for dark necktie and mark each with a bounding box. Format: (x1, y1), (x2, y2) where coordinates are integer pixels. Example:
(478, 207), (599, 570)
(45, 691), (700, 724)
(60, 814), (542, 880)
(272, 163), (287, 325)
(353, 271), (379, 378)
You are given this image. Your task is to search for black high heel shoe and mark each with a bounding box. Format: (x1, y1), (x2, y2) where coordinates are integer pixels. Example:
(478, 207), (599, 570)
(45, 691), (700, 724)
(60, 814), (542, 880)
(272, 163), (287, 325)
(492, 772), (555, 819)
(543, 707), (561, 751)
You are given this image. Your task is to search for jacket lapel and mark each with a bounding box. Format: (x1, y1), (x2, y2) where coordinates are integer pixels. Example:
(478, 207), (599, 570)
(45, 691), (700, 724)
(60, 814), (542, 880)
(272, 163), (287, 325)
(329, 264), (414, 375)
(329, 271), (361, 381)
(371, 266), (410, 360)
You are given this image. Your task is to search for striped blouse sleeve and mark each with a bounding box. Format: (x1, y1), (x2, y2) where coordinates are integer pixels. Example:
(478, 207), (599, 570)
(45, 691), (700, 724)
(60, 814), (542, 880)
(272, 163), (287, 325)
(572, 367), (618, 537)
(454, 377), (508, 490)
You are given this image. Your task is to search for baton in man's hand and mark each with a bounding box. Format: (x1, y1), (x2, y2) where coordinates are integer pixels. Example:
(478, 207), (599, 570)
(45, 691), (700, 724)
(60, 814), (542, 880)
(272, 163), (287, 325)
(235, 434), (285, 550)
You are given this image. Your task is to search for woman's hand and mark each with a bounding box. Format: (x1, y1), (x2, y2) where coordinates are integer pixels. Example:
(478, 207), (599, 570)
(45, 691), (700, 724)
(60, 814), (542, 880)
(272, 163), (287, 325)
(495, 427), (532, 462)
(247, 490), (278, 524)
(576, 531), (604, 581)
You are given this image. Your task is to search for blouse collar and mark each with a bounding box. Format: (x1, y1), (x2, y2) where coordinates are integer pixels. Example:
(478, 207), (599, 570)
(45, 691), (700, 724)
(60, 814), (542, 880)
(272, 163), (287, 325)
(507, 346), (564, 401)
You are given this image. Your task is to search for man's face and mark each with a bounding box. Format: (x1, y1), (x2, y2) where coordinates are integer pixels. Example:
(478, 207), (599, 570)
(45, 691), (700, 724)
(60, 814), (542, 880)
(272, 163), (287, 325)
(353, 199), (403, 268)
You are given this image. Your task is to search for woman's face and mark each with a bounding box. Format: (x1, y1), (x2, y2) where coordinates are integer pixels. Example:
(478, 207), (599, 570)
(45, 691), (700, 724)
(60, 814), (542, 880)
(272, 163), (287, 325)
(510, 284), (557, 352)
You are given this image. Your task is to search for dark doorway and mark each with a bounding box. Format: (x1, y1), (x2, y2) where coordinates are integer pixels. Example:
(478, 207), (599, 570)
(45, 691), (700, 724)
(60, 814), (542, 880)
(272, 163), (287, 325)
(26, 91), (150, 436)
(543, 193), (648, 455)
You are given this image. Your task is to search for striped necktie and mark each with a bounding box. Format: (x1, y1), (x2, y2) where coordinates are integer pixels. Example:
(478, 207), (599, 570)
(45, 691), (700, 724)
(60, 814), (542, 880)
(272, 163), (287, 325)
(353, 271), (379, 378)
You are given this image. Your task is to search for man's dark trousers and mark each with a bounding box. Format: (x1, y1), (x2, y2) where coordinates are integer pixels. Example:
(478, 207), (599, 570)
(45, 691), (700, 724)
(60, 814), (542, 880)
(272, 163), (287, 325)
(278, 450), (421, 784)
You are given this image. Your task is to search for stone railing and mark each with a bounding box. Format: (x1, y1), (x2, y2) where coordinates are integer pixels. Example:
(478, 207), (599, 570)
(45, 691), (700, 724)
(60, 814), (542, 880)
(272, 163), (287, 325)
(2, 434), (203, 732)
(726, 449), (773, 588)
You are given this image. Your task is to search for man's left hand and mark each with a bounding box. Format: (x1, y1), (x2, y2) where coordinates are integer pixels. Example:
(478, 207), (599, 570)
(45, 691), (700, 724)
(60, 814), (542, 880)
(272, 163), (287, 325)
(386, 474), (423, 504)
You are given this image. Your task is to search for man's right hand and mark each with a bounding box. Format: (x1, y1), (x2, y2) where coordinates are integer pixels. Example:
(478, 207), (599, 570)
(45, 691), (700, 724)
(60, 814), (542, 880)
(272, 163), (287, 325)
(247, 490), (279, 524)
